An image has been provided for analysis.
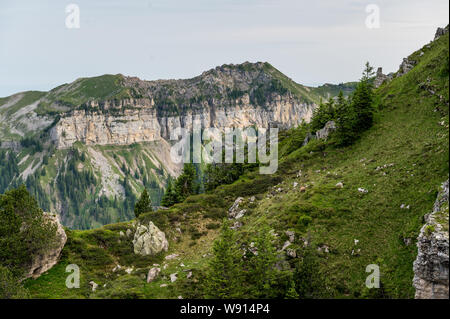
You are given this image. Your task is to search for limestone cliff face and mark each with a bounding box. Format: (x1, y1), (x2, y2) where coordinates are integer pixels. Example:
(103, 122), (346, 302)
(50, 93), (314, 149)
(413, 179), (449, 299)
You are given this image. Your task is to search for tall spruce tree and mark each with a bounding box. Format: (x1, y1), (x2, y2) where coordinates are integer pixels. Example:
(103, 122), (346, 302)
(335, 62), (375, 145)
(161, 179), (178, 207)
(174, 163), (197, 202)
(246, 225), (280, 298)
(205, 219), (243, 298)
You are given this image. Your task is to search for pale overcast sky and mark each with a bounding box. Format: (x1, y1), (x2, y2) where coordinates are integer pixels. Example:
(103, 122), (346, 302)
(0, 0), (448, 97)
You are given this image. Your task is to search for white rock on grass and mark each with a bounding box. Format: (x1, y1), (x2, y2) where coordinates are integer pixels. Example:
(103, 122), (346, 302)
(147, 267), (161, 283)
(165, 254), (179, 260)
(132, 221), (169, 256)
(89, 281), (98, 292)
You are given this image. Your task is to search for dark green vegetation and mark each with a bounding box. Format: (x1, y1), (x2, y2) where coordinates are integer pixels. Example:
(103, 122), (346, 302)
(312, 62), (376, 145)
(0, 141), (167, 229)
(134, 188), (152, 218)
(2, 31), (448, 299)
(0, 186), (59, 298)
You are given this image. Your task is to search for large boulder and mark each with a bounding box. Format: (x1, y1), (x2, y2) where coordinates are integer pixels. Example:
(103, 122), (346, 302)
(24, 212), (67, 280)
(413, 180), (449, 299)
(132, 221), (169, 256)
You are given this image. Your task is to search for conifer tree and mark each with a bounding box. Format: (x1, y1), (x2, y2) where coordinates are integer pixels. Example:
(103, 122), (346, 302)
(134, 188), (152, 217)
(247, 225), (279, 298)
(205, 219), (242, 298)
(161, 179), (177, 207)
(174, 163), (197, 202)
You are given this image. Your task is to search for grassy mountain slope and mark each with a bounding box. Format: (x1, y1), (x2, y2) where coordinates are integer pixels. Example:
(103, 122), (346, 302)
(24, 32), (449, 298)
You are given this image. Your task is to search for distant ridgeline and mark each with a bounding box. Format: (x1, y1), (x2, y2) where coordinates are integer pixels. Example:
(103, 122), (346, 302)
(0, 62), (352, 229)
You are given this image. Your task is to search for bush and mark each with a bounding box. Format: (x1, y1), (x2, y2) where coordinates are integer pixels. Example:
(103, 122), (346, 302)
(0, 266), (29, 299)
(297, 215), (313, 232)
(0, 185), (58, 277)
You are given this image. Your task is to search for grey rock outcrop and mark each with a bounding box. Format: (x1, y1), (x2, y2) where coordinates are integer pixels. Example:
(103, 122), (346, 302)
(397, 58), (416, 77)
(228, 197), (246, 219)
(302, 121), (336, 146)
(24, 212), (67, 280)
(374, 67), (393, 88)
(147, 267), (161, 283)
(315, 121), (336, 140)
(434, 25), (449, 40)
(413, 179), (449, 299)
(132, 221), (169, 256)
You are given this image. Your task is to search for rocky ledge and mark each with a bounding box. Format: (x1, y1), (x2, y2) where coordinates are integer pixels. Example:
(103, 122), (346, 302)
(413, 179), (449, 299)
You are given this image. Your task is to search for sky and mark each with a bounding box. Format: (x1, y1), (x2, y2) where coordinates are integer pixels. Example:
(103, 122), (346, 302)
(0, 0), (448, 97)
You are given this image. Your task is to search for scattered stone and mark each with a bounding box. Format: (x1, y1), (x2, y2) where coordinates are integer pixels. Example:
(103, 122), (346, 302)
(165, 254), (179, 260)
(354, 239), (359, 245)
(285, 231), (295, 243)
(335, 182), (344, 189)
(187, 271), (193, 279)
(235, 210), (246, 219)
(178, 296), (183, 299)
(250, 196), (256, 202)
(170, 273), (178, 282)
(147, 267), (161, 283)
(112, 264), (121, 272)
(286, 248), (297, 258)
(126, 229), (132, 237)
(89, 281), (98, 292)
(125, 267), (134, 274)
(318, 245), (330, 253)
(160, 284), (168, 288)
(281, 241), (291, 251)
(358, 188), (368, 194)
(230, 221), (243, 230)
(119, 231), (125, 237)
(248, 242), (258, 255)
(293, 182), (298, 188)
